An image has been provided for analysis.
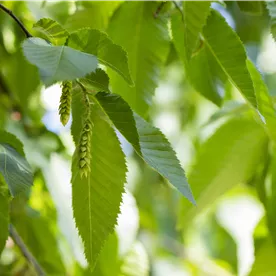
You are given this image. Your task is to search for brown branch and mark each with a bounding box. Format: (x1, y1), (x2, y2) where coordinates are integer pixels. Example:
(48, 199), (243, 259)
(9, 224), (46, 276)
(0, 3), (32, 38)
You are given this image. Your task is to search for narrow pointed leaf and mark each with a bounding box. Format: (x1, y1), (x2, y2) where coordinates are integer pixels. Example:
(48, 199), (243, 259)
(33, 18), (69, 45)
(0, 188), (9, 254)
(182, 1), (211, 60)
(237, 1), (263, 16)
(11, 204), (66, 274)
(266, 1), (276, 42)
(23, 37), (98, 86)
(202, 10), (257, 107)
(266, 148), (276, 246)
(68, 28), (133, 86)
(95, 92), (195, 204)
(71, 101), (127, 268)
(119, 242), (149, 276)
(178, 117), (267, 228)
(107, 1), (170, 116)
(0, 131), (33, 197)
(247, 60), (276, 141)
(80, 68), (110, 93)
(171, 11), (224, 106)
(249, 239), (276, 276)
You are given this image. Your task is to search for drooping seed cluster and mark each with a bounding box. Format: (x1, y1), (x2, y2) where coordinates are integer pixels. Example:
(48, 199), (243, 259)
(59, 81), (72, 126)
(79, 118), (92, 178)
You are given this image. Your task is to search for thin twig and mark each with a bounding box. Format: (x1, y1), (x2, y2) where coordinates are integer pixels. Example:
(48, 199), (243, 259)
(0, 3), (32, 38)
(9, 224), (46, 276)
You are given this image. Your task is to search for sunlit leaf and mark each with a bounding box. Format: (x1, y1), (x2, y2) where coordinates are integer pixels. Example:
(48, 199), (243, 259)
(178, 117), (267, 228)
(71, 98), (127, 268)
(22, 37), (98, 86)
(68, 28), (133, 86)
(33, 18), (69, 45)
(202, 9), (257, 107)
(119, 242), (149, 276)
(171, 11), (224, 106)
(182, 1), (211, 60)
(107, 1), (170, 116)
(249, 239), (276, 276)
(247, 60), (276, 141)
(266, 1), (276, 42)
(266, 148), (276, 245)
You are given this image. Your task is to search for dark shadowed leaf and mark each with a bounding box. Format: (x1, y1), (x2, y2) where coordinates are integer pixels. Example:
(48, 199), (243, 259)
(238, 1), (263, 16)
(0, 186), (9, 255)
(95, 92), (195, 204)
(0, 131), (33, 196)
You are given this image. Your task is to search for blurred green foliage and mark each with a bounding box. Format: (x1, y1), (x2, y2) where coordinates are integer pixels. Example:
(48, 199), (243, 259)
(1, 1), (276, 276)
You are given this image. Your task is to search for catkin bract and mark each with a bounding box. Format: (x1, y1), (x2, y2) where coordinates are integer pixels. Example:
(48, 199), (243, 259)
(59, 81), (72, 126)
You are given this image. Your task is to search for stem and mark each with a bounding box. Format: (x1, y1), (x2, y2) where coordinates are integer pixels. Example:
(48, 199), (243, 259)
(0, 3), (32, 38)
(9, 224), (46, 276)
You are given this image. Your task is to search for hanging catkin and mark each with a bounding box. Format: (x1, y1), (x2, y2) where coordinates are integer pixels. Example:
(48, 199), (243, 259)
(78, 84), (93, 178)
(59, 81), (72, 126)
(79, 117), (92, 178)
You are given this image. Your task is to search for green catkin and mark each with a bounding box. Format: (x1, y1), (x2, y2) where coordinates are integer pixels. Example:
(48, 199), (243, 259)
(59, 81), (72, 126)
(77, 84), (93, 178)
(79, 118), (92, 178)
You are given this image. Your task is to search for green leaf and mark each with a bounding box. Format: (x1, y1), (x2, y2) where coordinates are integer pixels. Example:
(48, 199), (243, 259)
(247, 60), (276, 141)
(71, 102), (127, 268)
(95, 92), (195, 204)
(92, 233), (120, 276)
(119, 242), (149, 276)
(0, 131), (33, 197)
(202, 9), (257, 107)
(204, 101), (249, 126)
(171, 11), (224, 106)
(266, 147), (276, 245)
(0, 187), (9, 255)
(11, 203), (65, 274)
(5, 49), (40, 111)
(68, 28), (133, 86)
(182, 1), (211, 60)
(107, 1), (170, 116)
(249, 239), (276, 276)
(80, 68), (110, 93)
(237, 1), (263, 16)
(200, 214), (237, 272)
(33, 18), (69, 45)
(22, 37), (98, 86)
(178, 117), (267, 228)
(266, 1), (276, 42)
(65, 2), (120, 32)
